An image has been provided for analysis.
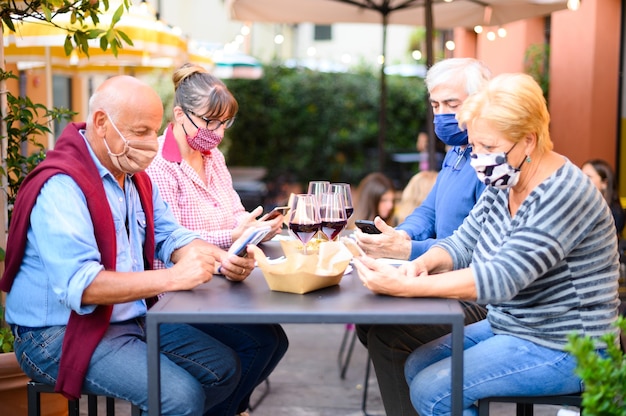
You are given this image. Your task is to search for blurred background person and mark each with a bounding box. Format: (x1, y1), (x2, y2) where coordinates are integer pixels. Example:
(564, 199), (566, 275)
(581, 159), (625, 237)
(349, 172), (396, 229)
(395, 170), (438, 224)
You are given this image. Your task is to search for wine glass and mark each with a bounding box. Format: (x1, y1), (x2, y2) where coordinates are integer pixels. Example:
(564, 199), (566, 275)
(319, 192), (347, 241)
(307, 181), (330, 204)
(288, 194), (321, 254)
(307, 181), (330, 241)
(331, 183), (354, 220)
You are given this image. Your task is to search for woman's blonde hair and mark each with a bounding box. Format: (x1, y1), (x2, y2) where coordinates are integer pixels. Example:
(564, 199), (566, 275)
(172, 63), (238, 120)
(456, 73), (553, 155)
(395, 170), (438, 224)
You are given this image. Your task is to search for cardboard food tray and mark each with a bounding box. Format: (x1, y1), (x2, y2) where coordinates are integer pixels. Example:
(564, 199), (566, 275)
(250, 240), (353, 294)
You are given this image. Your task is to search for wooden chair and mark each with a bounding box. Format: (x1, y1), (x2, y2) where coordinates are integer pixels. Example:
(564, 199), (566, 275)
(27, 380), (141, 416)
(477, 393), (582, 416)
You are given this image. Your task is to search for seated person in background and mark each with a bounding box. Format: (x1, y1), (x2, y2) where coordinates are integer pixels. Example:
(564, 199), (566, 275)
(1, 75), (258, 415)
(348, 172), (396, 229)
(581, 158), (625, 236)
(146, 64), (288, 416)
(395, 170), (438, 224)
(355, 72), (621, 415)
(354, 57), (491, 416)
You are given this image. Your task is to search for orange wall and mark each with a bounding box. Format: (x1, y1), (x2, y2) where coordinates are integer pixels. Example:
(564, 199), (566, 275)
(455, 0), (622, 185)
(550, 0), (621, 170)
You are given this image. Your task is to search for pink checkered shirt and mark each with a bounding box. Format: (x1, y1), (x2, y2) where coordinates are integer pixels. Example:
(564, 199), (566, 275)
(146, 124), (247, 256)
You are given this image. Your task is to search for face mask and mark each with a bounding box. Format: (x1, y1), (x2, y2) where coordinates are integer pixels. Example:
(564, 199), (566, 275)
(103, 114), (158, 174)
(183, 113), (223, 154)
(434, 113), (468, 146)
(470, 144), (526, 190)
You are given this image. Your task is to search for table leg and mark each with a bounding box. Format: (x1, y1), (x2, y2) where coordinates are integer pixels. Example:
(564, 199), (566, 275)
(147, 317), (161, 416)
(450, 316), (465, 416)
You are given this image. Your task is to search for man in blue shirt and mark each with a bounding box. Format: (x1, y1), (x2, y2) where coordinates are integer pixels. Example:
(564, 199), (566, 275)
(354, 58), (490, 416)
(1, 75), (257, 415)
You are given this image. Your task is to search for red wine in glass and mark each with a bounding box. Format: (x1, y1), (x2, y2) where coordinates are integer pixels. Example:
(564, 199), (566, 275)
(289, 222), (321, 245)
(289, 194), (321, 254)
(320, 220), (348, 240)
(344, 207), (354, 219)
(331, 183), (354, 220)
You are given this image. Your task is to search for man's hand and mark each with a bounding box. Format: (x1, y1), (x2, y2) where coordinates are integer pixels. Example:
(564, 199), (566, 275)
(168, 245), (216, 290)
(354, 216), (412, 260)
(217, 248), (256, 282)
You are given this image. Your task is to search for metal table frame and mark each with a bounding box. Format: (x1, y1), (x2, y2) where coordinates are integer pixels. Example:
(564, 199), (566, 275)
(146, 242), (465, 415)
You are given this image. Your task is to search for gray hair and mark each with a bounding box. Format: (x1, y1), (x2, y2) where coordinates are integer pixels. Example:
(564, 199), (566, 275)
(425, 58), (492, 96)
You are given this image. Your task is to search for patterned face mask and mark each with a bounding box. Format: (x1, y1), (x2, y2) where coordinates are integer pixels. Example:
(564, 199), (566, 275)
(183, 112), (223, 155)
(470, 144), (525, 190)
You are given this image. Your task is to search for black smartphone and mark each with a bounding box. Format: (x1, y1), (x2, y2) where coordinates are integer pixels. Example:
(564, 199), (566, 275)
(260, 206), (290, 221)
(355, 219), (382, 234)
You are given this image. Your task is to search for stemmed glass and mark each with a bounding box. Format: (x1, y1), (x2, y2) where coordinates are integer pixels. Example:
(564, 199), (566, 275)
(307, 181), (330, 241)
(331, 183), (354, 220)
(288, 194), (321, 254)
(319, 192), (347, 241)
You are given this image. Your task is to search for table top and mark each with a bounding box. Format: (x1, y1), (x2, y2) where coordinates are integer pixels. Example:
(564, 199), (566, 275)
(148, 240), (464, 326)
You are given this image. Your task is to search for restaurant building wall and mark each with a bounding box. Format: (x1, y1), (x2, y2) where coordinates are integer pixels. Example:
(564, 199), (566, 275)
(455, 0), (623, 194)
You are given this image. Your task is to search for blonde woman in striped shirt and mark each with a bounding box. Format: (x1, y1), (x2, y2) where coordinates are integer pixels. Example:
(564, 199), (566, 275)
(354, 73), (620, 416)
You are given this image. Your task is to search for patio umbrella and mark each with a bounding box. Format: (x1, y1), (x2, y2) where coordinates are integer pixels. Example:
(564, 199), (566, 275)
(227, 0), (573, 170)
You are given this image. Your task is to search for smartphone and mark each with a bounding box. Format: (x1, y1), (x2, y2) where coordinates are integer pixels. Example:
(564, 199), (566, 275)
(260, 206), (290, 221)
(340, 236), (366, 257)
(355, 219), (382, 234)
(229, 225), (272, 257)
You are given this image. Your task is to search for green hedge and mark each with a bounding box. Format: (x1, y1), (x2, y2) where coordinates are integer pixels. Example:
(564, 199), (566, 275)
(222, 65), (429, 186)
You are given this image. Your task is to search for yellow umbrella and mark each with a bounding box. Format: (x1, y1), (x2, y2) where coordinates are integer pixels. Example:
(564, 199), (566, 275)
(3, 1), (190, 145)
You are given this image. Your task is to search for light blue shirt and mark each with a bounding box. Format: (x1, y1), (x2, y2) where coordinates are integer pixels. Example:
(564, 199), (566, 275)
(396, 145), (486, 259)
(5, 133), (200, 327)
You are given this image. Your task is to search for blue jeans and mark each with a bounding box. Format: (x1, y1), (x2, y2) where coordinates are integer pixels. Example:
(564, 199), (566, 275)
(13, 319), (240, 416)
(193, 324), (288, 415)
(404, 319), (584, 416)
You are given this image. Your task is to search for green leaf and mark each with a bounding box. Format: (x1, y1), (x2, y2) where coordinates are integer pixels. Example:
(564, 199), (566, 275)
(63, 36), (73, 56)
(117, 29), (133, 47)
(111, 4), (124, 25)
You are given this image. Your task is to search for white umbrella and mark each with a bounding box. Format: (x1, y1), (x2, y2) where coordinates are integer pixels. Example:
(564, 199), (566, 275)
(227, 0), (575, 169)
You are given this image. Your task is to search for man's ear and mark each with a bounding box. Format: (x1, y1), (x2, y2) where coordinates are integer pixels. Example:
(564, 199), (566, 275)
(92, 109), (108, 136)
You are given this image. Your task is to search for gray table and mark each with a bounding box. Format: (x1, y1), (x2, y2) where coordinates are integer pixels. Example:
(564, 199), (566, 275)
(146, 241), (466, 415)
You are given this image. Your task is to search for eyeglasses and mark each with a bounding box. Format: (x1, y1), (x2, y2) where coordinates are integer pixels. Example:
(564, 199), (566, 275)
(185, 110), (235, 131)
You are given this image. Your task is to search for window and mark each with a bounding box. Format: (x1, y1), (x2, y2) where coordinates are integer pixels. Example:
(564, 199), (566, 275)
(314, 25), (332, 41)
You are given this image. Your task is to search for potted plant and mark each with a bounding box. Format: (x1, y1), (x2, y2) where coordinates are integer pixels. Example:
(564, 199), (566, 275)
(565, 315), (626, 416)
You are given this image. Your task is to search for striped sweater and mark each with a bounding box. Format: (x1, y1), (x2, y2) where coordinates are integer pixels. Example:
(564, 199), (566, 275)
(437, 159), (620, 350)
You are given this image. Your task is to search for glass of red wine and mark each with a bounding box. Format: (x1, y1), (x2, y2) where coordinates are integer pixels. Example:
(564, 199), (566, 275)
(319, 192), (347, 241)
(331, 183), (354, 220)
(288, 194), (321, 254)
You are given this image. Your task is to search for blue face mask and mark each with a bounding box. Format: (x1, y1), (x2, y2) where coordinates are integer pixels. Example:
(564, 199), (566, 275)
(433, 113), (468, 146)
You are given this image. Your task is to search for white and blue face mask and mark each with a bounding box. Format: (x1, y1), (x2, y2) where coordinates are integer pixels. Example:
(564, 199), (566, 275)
(470, 144), (525, 190)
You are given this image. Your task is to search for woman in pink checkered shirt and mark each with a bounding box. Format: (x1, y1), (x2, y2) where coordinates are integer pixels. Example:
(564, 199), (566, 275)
(146, 63), (288, 416)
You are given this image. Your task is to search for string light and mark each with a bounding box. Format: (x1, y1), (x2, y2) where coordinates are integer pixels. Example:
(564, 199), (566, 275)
(567, 0), (581, 11)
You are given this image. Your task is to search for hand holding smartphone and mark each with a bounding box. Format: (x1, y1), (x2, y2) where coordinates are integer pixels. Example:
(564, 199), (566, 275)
(229, 225), (272, 257)
(259, 206), (290, 221)
(355, 219), (382, 234)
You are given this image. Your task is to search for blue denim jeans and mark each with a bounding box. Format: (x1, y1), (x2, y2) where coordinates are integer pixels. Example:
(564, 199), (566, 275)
(192, 324), (288, 415)
(404, 319), (584, 416)
(13, 319), (240, 416)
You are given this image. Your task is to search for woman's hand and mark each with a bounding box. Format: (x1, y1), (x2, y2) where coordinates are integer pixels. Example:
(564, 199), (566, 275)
(353, 256), (419, 297)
